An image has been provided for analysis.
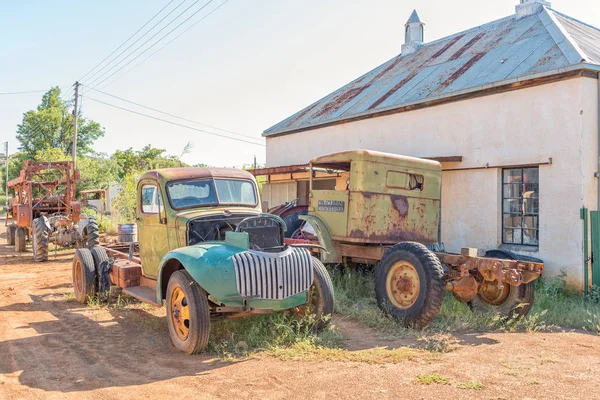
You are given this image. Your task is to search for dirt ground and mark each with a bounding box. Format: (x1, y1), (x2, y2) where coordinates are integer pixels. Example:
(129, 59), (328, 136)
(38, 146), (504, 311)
(2, 217), (600, 399)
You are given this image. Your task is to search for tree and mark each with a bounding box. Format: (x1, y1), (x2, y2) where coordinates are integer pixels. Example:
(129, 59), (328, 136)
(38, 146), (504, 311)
(111, 145), (184, 179)
(16, 87), (104, 157)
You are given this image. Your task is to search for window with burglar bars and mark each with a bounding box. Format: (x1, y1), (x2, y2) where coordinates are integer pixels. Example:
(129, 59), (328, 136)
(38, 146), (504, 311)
(502, 168), (539, 246)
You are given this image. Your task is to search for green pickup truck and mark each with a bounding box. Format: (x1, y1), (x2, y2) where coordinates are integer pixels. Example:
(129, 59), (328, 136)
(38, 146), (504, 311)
(71, 167), (334, 354)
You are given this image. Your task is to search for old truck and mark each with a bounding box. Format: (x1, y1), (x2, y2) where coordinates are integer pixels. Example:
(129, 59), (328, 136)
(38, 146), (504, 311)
(290, 150), (544, 328)
(72, 167), (334, 354)
(5, 160), (99, 261)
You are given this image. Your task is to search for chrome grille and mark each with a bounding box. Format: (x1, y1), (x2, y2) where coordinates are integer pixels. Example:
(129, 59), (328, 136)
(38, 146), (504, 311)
(232, 247), (314, 300)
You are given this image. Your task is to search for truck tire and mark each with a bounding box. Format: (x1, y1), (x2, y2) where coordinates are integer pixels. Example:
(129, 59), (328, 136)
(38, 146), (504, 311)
(292, 257), (335, 329)
(469, 281), (535, 319)
(72, 248), (97, 304)
(6, 224), (16, 246)
(14, 227), (26, 252)
(166, 270), (211, 354)
(90, 246), (111, 294)
(32, 218), (49, 262)
(375, 242), (445, 328)
(84, 218), (100, 248)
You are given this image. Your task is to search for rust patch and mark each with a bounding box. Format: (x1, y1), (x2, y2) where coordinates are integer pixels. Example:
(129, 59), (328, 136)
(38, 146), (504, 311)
(367, 70), (419, 111)
(313, 86), (367, 118)
(437, 52), (487, 92)
(427, 34), (465, 62)
(391, 195), (409, 217)
(349, 228), (435, 245)
(449, 32), (486, 61)
(311, 55), (409, 120)
(284, 102), (319, 128)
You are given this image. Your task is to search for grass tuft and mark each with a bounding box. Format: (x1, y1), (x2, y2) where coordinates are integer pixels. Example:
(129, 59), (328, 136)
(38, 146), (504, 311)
(457, 380), (484, 390)
(414, 373), (450, 385)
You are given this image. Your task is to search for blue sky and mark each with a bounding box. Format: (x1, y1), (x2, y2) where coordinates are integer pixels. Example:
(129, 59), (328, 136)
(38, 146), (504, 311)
(1, 0), (598, 167)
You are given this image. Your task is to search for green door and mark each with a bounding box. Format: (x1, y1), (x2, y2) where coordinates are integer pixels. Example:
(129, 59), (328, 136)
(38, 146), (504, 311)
(137, 180), (169, 278)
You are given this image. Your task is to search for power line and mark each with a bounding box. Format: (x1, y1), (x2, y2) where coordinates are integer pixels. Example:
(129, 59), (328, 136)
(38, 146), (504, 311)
(99, 0), (229, 89)
(0, 89), (50, 95)
(84, 95), (265, 147)
(83, 0), (187, 85)
(85, 85), (262, 141)
(79, 0), (177, 82)
(85, 0), (212, 88)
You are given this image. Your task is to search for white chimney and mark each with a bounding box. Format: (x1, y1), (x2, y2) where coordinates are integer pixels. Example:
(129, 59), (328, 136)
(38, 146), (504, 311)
(402, 10), (424, 57)
(516, 0), (551, 19)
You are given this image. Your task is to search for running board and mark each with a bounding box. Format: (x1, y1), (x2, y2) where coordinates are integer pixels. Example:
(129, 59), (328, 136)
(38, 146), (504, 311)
(123, 285), (161, 307)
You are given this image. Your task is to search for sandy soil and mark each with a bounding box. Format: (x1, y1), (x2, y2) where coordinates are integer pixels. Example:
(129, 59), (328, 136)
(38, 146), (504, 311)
(2, 217), (600, 399)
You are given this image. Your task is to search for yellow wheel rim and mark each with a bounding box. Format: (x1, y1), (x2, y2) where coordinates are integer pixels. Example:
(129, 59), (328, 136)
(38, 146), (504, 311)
(170, 287), (190, 341)
(386, 261), (420, 310)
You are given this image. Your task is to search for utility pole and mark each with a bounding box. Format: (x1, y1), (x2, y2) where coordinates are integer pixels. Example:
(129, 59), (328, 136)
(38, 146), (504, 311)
(72, 81), (80, 170)
(253, 155), (257, 170)
(4, 141), (8, 210)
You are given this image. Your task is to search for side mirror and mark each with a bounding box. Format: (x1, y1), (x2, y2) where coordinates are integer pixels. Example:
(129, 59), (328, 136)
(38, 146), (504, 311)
(261, 200), (269, 213)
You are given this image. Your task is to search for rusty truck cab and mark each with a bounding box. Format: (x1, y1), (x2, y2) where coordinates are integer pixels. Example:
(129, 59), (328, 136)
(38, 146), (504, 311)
(308, 150), (442, 245)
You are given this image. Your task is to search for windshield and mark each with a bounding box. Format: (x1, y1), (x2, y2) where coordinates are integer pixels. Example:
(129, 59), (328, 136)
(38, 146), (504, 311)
(166, 178), (257, 209)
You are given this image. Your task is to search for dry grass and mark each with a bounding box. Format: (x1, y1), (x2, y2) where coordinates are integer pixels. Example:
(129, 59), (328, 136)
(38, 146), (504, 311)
(457, 380), (484, 390)
(414, 373), (450, 385)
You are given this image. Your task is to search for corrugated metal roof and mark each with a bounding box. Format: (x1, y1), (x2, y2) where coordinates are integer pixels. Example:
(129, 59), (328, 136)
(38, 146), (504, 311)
(264, 7), (599, 137)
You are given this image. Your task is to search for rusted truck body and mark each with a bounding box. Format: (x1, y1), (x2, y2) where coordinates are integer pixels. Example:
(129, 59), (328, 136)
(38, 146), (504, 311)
(295, 150), (544, 327)
(72, 167), (334, 354)
(5, 161), (98, 261)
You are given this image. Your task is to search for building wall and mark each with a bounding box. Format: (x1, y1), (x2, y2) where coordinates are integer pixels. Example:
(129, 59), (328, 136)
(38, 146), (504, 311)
(266, 77), (599, 287)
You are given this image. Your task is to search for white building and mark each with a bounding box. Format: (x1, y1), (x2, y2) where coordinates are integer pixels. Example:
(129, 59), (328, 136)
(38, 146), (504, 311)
(262, 0), (600, 288)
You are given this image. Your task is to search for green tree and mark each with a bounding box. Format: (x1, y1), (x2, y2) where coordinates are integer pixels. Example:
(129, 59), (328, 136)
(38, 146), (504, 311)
(111, 145), (184, 179)
(16, 87), (104, 157)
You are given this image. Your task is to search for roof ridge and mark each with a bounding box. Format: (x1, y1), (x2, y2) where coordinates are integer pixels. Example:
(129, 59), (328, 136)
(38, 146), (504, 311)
(540, 7), (588, 63)
(425, 14), (515, 47)
(548, 7), (600, 34)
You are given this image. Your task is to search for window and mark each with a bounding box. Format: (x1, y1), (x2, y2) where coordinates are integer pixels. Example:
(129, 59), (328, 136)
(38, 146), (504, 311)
(141, 185), (163, 214)
(166, 179), (257, 209)
(215, 179), (257, 204)
(386, 171), (424, 191)
(502, 168), (539, 245)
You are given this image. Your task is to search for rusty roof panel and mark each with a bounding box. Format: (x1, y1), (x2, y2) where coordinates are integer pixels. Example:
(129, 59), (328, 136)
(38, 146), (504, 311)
(265, 7), (600, 136)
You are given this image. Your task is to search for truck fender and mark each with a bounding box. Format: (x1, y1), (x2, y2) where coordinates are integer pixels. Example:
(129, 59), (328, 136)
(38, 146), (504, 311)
(155, 245), (239, 304)
(299, 215), (341, 263)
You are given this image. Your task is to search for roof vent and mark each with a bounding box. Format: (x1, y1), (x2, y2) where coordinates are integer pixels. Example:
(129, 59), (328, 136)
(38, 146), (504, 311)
(402, 10), (424, 57)
(516, 0), (551, 19)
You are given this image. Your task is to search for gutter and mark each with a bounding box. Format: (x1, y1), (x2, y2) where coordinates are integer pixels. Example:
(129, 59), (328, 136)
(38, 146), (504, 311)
(264, 63), (600, 138)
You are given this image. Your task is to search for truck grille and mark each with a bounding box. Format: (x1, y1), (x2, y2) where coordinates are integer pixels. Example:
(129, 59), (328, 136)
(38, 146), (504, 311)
(232, 247), (314, 300)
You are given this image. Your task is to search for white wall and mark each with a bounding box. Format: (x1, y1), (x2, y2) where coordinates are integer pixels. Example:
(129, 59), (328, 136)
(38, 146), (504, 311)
(266, 77), (599, 287)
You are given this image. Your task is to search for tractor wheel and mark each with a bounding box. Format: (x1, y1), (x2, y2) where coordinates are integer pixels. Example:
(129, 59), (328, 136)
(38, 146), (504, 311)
(32, 218), (49, 262)
(375, 242), (445, 328)
(292, 257), (335, 329)
(469, 281), (535, 319)
(6, 224), (16, 246)
(72, 248), (97, 304)
(166, 270), (211, 354)
(84, 218), (100, 248)
(14, 227), (26, 252)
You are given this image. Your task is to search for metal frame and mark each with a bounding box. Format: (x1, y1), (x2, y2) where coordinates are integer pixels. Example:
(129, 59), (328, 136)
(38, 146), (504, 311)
(501, 167), (539, 246)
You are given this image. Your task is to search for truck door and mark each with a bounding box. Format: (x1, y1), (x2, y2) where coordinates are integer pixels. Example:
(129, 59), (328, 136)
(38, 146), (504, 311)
(137, 181), (168, 278)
